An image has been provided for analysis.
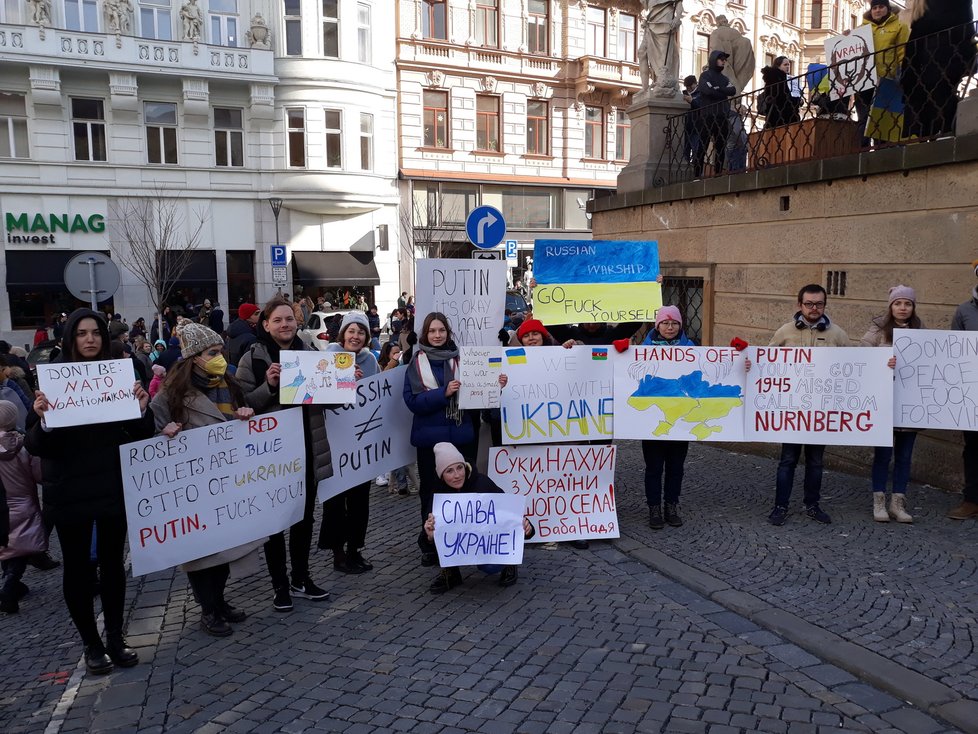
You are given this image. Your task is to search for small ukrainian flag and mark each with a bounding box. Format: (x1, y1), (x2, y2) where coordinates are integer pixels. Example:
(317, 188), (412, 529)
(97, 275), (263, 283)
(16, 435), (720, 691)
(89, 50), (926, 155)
(592, 348), (608, 360)
(506, 348), (527, 365)
(488, 357), (502, 368)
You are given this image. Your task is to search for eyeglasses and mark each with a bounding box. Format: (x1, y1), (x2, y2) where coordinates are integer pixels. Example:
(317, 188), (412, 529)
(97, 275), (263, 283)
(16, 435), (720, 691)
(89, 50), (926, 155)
(801, 301), (826, 309)
(659, 320), (681, 327)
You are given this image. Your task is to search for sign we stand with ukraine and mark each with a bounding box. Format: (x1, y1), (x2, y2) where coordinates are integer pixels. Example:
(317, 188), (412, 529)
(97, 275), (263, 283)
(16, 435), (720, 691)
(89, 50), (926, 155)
(531, 240), (662, 325)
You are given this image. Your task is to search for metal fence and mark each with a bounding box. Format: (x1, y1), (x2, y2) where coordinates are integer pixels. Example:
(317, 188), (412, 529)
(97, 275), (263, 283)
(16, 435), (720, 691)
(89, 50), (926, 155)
(655, 20), (978, 185)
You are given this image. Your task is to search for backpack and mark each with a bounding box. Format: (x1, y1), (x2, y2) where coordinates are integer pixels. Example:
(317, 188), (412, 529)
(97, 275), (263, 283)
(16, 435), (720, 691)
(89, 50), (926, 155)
(757, 91), (772, 116)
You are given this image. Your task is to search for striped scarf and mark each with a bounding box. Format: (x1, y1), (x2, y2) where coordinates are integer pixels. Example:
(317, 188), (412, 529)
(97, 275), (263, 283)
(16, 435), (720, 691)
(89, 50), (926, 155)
(192, 372), (235, 420)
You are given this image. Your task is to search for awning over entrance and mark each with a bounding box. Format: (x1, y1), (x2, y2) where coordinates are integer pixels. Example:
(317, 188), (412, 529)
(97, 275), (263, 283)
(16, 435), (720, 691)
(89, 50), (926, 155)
(291, 251), (380, 286)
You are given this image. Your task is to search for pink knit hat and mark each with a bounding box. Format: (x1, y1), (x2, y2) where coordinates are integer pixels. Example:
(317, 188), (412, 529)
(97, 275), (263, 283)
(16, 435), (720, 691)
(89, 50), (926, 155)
(654, 305), (683, 328)
(888, 285), (916, 306)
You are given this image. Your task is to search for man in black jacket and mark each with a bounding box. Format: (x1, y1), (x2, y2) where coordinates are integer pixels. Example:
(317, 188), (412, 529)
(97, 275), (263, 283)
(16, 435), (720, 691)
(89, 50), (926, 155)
(694, 50), (736, 176)
(228, 302), (260, 367)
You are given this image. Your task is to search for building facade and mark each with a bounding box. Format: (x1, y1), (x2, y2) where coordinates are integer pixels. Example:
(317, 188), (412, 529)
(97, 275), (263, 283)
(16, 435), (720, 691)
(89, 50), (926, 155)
(0, 0), (398, 344)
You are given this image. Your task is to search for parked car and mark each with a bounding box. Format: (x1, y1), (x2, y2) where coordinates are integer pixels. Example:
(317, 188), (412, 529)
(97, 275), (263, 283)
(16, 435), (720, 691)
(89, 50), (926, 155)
(27, 339), (60, 374)
(297, 310), (354, 351)
(506, 290), (529, 320)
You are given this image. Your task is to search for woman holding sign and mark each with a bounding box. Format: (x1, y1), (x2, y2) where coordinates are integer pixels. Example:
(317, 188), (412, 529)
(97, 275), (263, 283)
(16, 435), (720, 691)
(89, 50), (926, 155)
(403, 313), (477, 566)
(423, 442), (534, 593)
(236, 296), (330, 611)
(151, 323), (261, 637)
(860, 285), (923, 523)
(320, 312), (380, 573)
(27, 309), (153, 675)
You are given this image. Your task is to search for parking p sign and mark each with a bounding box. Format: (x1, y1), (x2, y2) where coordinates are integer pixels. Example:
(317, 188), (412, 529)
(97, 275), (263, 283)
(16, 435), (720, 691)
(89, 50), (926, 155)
(270, 245), (287, 267)
(505, 240), (518, 262)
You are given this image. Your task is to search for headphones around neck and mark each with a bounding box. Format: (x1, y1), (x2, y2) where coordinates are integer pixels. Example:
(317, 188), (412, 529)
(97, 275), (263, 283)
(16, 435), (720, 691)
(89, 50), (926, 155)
(794, 312), (829, 331)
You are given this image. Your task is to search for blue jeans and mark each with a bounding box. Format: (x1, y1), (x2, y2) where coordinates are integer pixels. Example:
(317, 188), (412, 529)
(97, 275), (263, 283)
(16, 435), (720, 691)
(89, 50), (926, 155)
(774, 444), (825, 508)
(872, 432), (918, 494)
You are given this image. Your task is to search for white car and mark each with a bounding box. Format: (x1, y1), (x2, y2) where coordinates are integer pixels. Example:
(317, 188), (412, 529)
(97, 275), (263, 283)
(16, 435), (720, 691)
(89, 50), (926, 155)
(297, 310), (354, 351)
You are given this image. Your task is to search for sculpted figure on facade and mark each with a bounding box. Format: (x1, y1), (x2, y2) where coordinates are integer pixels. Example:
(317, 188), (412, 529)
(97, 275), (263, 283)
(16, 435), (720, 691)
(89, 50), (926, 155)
(104, 0), (133, 34)
(246, 14), (271, 49)
(28, 0), (52, 25)
(709, 15), (756, 94)
(639, 0), (685, 98)
(180, 0), (204, 41)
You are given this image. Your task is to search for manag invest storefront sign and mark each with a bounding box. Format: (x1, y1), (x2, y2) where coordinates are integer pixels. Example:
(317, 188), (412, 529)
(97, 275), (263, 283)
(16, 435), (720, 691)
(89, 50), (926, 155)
(5, 212), (106, 244)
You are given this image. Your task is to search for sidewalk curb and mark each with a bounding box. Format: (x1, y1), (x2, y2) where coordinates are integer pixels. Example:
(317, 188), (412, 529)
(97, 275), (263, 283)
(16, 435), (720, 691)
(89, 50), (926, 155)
(623, 544), (978, 734)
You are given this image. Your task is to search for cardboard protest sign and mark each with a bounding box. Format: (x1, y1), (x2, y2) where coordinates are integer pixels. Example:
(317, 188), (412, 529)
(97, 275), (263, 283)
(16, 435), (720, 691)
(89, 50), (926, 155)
(415, 258), (507, 346)
(893, 329), (978, 429)
(278, 350), (356, 405)
(824, 25), (877, 100)
(317, 365), (417, 502)
(488, 444), (619, 542)
(613, 345), (747, 441)
(745, 346), (892, 446)
(459, 346), (502, 409)
(120, 408), (306, 576)
(499, 345), (613, 444)
(531, 240), (662, 325)
(38, 359), (140, 428)
(432, 492), (525, 568)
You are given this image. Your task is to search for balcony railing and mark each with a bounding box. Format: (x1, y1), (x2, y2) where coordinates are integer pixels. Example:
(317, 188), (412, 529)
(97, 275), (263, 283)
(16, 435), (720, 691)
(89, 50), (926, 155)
(654, 21), (978, 185)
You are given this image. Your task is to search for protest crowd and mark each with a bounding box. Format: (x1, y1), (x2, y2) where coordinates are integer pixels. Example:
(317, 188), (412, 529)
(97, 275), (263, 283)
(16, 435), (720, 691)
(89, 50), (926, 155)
(4, 244), (978, 682)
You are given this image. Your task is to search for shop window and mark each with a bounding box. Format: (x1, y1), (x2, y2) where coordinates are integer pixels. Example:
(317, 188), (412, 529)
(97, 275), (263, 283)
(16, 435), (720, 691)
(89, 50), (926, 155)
(6, 251), (114, 331)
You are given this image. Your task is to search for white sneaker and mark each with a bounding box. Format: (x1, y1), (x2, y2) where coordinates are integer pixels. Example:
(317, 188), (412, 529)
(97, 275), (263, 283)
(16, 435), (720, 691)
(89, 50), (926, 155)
(375, 474), (388, 486)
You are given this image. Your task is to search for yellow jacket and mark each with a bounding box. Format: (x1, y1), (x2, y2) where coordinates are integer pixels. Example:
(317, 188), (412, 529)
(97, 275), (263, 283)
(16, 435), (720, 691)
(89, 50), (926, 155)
(861, 10), (911, 80)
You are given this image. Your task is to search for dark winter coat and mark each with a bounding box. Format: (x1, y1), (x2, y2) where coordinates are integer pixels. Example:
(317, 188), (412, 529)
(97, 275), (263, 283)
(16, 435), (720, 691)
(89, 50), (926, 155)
(548, 322), (641, 345)
(25, 309), (155, 523)
(227, 317), (257, 368)
(696, 50), (737, 118)
(209, 308), (225, 335)
(760, 65), (800, 129)
(403, 349), (476, 448)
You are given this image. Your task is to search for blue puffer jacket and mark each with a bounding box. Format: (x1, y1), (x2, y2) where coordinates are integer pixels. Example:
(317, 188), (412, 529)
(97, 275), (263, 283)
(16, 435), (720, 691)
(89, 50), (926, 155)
(402, 355), (475, 448)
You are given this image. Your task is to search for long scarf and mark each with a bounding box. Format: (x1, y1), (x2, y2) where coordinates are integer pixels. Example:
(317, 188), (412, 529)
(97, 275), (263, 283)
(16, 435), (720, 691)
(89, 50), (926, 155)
(192, 371), (235, 420)
(408, 343), (462, 426)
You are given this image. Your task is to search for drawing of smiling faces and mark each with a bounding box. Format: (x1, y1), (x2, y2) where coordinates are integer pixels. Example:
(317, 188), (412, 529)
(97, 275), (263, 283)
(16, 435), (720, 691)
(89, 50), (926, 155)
(316, 359), (330, 373)
(334, 353), (353, 371)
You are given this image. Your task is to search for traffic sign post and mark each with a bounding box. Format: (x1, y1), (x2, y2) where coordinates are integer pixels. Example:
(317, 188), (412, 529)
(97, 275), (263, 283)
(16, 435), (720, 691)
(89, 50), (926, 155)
(471, 250), (503, 260)
(64, 251), (121, 311)
(270, 245), (287, 267)
(505, 239), (518, 263)
(465, 206), (506, 249)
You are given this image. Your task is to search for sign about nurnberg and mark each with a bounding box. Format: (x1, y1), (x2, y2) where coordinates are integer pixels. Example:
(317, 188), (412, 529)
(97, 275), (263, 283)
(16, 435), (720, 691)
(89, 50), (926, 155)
(5, 212), (106, 244)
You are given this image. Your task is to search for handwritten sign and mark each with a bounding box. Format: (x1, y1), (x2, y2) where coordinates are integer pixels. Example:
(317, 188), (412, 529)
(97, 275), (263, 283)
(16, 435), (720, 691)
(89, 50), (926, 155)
(614, 345), (747, 441)
(433, 492), (525, 567)
(500, 345), (614, 444)
(317, 366), (417, 502)
(38, 359), (140, 428)
(415, 258), (507, 346)
(279, 350), (356, 404)
(745, 346), (892, 446)
(120, 409), (306, 576)
(488, 445), (619, 542)
(532, 240), (662, 325)
(824, 25), (877, 100)
(459, 346), (502, 409)
(894, 329), (978, 429)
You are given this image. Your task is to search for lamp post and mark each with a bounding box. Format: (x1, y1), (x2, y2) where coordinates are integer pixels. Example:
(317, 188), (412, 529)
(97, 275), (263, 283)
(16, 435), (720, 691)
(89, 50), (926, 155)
(268, 197), (283, 294)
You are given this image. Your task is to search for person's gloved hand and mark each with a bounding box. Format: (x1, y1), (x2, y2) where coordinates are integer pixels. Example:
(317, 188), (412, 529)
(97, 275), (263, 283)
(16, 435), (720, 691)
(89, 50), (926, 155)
(730, 337), (748, 351)
(498, 328), (510, 346)
(613, 339), (630, 353)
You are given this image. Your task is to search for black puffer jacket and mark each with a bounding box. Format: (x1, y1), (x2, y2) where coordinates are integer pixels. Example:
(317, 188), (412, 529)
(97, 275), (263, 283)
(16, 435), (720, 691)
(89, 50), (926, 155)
(696, 50), (736, 118)
(760, 65), (800, 129)
(25, 309), (155, 522)
(227, 317), (257, 368)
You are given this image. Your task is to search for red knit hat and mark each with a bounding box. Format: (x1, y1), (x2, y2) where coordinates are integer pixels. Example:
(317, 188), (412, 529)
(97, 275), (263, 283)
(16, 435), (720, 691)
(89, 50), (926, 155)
(516, 319), (549, 343)
(238, 302), (260, 320)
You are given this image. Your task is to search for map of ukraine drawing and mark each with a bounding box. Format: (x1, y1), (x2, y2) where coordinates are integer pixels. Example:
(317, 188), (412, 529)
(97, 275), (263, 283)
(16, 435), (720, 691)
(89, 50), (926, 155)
(626, 357), (743, 440)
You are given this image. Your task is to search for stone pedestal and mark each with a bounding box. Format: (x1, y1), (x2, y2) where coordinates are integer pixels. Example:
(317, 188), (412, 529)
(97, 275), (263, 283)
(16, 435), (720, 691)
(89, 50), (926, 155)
(616, 93), (691, 194)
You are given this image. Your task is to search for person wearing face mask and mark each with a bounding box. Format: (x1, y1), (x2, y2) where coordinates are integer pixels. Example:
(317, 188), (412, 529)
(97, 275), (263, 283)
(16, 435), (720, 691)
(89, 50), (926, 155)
(640, 306), (696, 530)
(422, 442), (534, 594)
(236, 297), (331, 612)
(151, 323), (261, 637)
(319, 312), (380, 573)
(26, 309), (153, 673)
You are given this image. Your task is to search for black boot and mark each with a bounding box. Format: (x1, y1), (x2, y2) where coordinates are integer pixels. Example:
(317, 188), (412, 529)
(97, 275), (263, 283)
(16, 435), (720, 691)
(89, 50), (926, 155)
(429, 568), (462, 594)
(649, 505), (665, 529)
(498, 566), (518, 587)
(334, 549), (366, 574)
(84, 643), (114, 675)
(105, 633), (139, 668)
(347, 547), (373, 572)
(200, 612), (233, 637)
(664, 503), (683, 527)
(27, 552), (61, 571)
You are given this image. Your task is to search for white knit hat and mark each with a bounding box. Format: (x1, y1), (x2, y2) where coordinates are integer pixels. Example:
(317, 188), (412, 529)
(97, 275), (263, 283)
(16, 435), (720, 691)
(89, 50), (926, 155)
(338, 311), (370, 342)
(434, 442), (467, 479)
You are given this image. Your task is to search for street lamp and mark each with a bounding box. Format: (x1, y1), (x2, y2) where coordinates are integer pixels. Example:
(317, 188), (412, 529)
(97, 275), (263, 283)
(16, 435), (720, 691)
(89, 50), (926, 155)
(268, 197), (283, 294)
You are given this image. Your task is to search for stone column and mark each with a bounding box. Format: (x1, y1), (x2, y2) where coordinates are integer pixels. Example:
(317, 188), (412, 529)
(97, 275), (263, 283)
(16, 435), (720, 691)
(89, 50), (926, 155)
(617, 94), (690, 194)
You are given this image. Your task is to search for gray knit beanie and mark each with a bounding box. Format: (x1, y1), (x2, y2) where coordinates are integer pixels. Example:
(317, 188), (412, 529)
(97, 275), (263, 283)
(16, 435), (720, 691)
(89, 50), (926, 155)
(0, 399), (19, 431)
(338, 311), (370, 342)
(180, 322), (223, 358)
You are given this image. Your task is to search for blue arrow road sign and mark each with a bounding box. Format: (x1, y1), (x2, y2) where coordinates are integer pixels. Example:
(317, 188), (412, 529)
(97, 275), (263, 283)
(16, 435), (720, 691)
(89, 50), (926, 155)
(465, 206), (506, 249)
(270, 245), (287, 267)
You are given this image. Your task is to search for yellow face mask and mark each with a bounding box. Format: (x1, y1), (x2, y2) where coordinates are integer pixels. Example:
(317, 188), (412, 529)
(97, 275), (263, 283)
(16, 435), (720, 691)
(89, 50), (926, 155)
(199, 354), (228, 376)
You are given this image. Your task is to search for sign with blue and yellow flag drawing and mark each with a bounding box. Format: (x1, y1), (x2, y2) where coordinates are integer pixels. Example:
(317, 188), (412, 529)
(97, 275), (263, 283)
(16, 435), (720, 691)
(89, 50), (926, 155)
(531, 240), (662, 325)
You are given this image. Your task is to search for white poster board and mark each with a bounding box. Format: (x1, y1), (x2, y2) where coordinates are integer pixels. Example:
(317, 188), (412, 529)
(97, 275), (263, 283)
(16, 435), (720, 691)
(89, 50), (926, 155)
(613, 345), (747, 441)
(894, 329), (978, 430)
(279, 350), (356, 405)
(121, 408), (307, 576)
(459, 346), (502, 409)
(432, 492), (525, 568)
(745, 346), (893, 446)
(38, 359), (140, 428)
(415, 258), (507, 346)
(488, 444), (619, 542)
(499, 345), (614, 444)
(824, 25), (877, 100)
(317, 366), (418, 502)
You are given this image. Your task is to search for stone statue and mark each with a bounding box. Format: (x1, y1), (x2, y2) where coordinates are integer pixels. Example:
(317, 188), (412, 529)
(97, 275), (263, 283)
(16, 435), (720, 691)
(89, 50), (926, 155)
(28, 0), (52, 25)
(709, 15), (756, 94)
(180, 0), (203, 41)
(639, 0), (685, 98)
(103, 0), (133, 34)
(245, 14), (271, 49)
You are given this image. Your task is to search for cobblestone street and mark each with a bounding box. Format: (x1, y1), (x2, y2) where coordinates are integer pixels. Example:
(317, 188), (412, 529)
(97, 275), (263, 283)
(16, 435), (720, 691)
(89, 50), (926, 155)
(2, 441), (976, 734)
